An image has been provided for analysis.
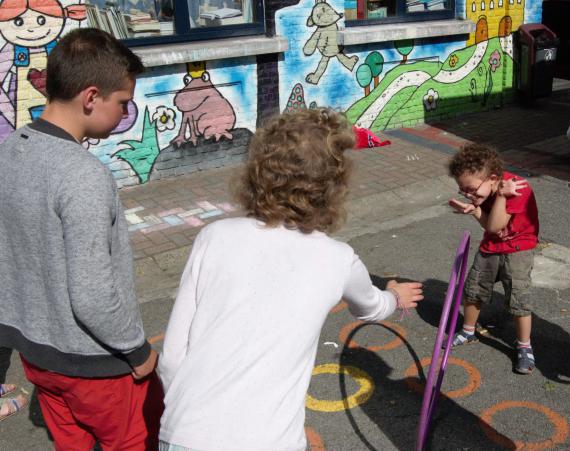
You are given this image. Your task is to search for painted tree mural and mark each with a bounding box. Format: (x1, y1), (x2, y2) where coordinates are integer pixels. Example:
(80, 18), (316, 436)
(365, 51), (384, 88)
(356, 64), (373, 96)
(395, 39), (414, 64)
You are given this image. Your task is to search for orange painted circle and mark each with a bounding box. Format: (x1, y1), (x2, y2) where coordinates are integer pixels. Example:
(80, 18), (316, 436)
(479, 400), (569, 450)
(305, 426), (325, 450)
(404, 356), (481, 399)
(338, 320), (407, 351)
(148, 333), (164, 345)
(330, 300), (347, 314)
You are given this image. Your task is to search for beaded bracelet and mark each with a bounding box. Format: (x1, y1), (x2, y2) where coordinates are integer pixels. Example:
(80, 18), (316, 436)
(388, 288), (410, 319)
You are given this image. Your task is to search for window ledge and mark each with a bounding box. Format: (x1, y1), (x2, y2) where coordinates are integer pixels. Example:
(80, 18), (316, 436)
(338, 19), (475, 46)
(133, 35), (289, 67)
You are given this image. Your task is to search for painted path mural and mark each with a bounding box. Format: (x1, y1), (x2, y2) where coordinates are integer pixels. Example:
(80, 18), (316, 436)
(347, 37), (511, 130)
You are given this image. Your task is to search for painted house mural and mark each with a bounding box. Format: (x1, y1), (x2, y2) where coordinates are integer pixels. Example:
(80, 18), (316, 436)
(0, 0), (542, 187)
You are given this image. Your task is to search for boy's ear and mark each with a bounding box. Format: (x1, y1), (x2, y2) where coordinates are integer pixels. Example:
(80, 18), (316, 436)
(489, 174), (500, 182)
(82, 86), (100, 112)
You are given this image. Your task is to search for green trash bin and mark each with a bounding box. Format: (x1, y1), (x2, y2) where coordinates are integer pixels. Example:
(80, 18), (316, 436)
(517, 24), (559, 99)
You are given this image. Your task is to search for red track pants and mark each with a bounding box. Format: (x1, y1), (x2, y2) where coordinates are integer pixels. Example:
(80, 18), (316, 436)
(21, 356), (164, 451)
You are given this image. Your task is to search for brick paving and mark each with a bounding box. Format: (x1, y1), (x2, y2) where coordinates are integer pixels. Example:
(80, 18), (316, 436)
(120, 83), (570, 259)
(120, 135), (452, 260)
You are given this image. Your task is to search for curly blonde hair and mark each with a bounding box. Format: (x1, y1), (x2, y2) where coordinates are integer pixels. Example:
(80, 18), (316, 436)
(448, 143), (504, 179)
(235, 108), (355, 234)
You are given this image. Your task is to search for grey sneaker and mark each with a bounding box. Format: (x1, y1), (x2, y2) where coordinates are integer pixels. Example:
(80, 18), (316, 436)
(443, 330), (478, 349)
(515, 346), (535, 374)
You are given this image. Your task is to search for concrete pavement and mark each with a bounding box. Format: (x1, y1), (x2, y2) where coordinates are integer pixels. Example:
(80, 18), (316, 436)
(1, 83), (569, 450)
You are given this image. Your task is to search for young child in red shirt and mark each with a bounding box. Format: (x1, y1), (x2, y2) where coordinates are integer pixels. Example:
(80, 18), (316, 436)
(447, 143), (539, 374)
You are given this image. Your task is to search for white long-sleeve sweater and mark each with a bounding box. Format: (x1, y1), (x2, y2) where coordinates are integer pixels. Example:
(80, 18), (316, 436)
(159, 217), (396, 451)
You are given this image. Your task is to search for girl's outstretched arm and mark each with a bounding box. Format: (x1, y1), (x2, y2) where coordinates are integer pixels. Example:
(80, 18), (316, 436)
(342, 254), (423, 322)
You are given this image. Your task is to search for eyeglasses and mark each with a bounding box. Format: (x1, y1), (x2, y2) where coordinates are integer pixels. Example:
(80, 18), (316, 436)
(458, 177), (488, 199)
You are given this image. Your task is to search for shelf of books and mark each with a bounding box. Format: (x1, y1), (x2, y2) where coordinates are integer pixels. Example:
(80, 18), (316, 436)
(85, 0), (255, 39)
(86, 3), (173, 39)
(406, 0), (449, 12)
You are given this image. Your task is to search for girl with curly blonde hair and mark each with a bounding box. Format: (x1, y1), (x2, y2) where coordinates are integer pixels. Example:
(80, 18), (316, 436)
(159, 108), (423, 451)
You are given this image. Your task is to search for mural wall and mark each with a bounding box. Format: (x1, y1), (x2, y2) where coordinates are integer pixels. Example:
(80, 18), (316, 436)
(0, 0), (542, 187)
(277, 0), (542, 132)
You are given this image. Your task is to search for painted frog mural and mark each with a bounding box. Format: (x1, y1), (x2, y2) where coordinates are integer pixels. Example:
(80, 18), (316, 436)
(171, 62), (236, 147)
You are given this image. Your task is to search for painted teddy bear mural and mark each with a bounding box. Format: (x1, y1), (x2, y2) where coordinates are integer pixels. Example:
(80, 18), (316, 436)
(302, 0), (358, 85)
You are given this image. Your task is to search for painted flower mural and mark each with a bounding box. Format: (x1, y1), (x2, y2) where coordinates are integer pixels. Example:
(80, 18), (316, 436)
(489, 50), (501, 72)
(423, 89), (439, 111)
(449, 54), (459, 68)
(152, 106), (177, 132)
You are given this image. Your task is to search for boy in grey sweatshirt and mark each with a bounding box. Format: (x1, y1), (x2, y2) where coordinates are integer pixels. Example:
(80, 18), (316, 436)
(0, 28), (162, 449)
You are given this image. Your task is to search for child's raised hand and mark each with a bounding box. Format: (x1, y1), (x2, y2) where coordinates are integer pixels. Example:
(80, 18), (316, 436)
(499, 178), (527, 197)
(386, 280), (424, 310)
(448, 198), (477, 215)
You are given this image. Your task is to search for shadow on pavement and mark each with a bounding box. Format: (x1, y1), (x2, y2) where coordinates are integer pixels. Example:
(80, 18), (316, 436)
(429, 88), (570, 181)
(417, 278), (570, 384)
(338, 325), (512, 450)
(0, 346), (11, 384)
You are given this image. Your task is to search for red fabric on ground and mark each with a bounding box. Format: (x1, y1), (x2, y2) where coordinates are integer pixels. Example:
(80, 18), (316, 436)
(353, 126), (391, 149)
(21, 356), (163, 451)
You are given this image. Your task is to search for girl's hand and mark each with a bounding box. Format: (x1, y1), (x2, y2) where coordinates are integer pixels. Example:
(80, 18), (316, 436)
(498, 178), (527, 197)
(449, 198), (478, 215)
(386, 280), (424, 309)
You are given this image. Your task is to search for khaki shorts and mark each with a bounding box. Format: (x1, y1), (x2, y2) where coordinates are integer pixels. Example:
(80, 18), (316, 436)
(463, 249), (534, 316)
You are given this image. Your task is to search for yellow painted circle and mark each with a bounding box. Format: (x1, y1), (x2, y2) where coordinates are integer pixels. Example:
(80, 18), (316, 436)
(306, 363), (375, 412)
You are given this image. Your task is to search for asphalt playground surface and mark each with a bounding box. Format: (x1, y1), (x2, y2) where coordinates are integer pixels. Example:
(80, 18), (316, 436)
(1, 88), (569, 450)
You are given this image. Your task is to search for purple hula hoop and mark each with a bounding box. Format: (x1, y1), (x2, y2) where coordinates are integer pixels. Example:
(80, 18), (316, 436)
(416, 231), (471, 451)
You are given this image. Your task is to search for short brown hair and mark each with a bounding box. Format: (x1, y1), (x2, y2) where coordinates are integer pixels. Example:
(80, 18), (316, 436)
(46, 28), (144, 101)
(235, 108), (355, 234)
(448, 143), (504, 179)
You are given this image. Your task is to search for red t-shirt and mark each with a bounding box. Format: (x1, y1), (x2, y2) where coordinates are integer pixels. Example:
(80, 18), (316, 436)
(479, 171), (539, 254)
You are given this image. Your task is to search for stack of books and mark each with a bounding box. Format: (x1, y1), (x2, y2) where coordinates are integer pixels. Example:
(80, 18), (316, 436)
(406, 0), (447, 11)
(199, 7), (242, 19)
(86, 5), (131, 39)
(124, 10), (161, 34)
(199, 7), (243, 26)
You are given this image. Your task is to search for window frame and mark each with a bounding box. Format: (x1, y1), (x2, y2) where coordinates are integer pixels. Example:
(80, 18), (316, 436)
(119, 0), (266, 47)
(347, 0), (455, 27)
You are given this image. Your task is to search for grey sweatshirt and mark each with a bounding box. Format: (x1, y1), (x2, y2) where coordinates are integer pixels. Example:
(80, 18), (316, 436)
(0, 120), (150, 377)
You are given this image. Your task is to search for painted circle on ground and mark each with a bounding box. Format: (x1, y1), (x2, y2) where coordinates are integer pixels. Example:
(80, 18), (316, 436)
(330, 300), (347, 314)
(339, 320), (407, 351)
(404, 356), (481, 398)
(306, 363), (374, 412)
(305, 426), (325, 450)
(480, 400), (569, 450)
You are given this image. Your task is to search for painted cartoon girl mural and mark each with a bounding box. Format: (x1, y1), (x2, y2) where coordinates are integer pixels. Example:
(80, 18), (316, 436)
(0, 0), (86, 138)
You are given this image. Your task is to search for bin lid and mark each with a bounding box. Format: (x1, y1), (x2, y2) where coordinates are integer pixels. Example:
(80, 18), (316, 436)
(518, 23), (557, 41)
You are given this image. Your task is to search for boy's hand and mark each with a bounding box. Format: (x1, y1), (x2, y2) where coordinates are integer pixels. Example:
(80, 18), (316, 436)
(386, 280), (424, 309)
(449, 198), (478, 215)
(132, 349), (158, 380)
(498, 178), (527, 197)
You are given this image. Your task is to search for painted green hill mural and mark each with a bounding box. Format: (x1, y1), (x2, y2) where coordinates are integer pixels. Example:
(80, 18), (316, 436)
(346, 37), (514, 131)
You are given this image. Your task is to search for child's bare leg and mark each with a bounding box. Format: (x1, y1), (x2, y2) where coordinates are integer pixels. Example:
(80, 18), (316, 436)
(514, 314), (531, 342)
(463, 300), (481, 328)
